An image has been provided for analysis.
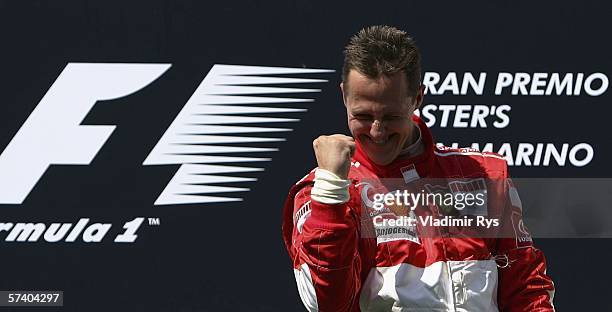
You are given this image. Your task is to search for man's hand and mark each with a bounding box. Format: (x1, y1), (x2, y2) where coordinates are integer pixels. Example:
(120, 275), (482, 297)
(312, 134), (356, 179)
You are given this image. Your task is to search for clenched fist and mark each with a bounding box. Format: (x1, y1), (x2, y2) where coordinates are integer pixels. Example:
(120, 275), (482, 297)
(312, 134), (356, 179)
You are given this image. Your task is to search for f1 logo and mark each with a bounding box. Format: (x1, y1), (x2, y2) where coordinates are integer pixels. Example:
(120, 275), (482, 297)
(0, 63), (329, 205)
(0, 63), (171, 204)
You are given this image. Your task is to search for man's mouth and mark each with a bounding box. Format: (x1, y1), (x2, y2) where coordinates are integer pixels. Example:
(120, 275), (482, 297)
(365, 136), (392, 147)
(371, 138), (386, 146)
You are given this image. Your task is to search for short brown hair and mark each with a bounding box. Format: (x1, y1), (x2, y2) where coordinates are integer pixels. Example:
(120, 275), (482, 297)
(342, 25), (421, 96)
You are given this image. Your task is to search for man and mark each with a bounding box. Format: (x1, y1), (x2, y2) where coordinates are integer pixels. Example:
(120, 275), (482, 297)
(282, 25), (555, 311)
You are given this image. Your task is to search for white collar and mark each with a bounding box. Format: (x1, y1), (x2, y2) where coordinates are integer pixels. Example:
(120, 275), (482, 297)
(399, 125), (422, 157)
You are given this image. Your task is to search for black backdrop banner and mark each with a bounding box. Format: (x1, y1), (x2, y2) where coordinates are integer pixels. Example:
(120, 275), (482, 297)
(0, 0), (609, 310)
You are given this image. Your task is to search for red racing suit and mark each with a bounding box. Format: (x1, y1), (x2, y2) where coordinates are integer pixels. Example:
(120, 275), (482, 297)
(282, 116), (555, 311)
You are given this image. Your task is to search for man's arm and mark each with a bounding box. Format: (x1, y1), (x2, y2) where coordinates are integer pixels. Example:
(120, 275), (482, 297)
(288, 134), (363, 311)
(496, 178), (555, 311)
(290, 170), (362, 312)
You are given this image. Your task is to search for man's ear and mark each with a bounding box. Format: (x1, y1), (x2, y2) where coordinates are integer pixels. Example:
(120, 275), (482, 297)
(340, 82), (347, 107)
(414, 84), (425, 111)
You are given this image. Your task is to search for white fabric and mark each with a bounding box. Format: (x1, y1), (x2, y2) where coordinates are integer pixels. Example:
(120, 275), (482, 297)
(399, 125), (423, 157)
(509, 186), (523, 210)
(294, 263), (319, 312)
(310, 168), (350, 204)
(359, 260), (499, 312)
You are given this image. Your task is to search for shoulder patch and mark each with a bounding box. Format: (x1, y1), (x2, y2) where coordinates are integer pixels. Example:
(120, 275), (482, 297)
(294, 200), (312, 234)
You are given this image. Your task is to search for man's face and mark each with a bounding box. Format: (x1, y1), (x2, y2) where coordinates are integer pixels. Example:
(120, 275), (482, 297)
(341, 70), (423, 166)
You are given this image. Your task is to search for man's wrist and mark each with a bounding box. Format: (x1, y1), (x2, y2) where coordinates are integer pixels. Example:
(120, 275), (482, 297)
(310, 168), (350, 204)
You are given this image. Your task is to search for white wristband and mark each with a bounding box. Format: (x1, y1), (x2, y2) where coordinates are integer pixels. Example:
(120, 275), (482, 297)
(310, 168), (350, 204)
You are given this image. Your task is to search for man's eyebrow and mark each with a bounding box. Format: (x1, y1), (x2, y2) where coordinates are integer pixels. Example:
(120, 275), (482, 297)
(351, 110), (402, 116)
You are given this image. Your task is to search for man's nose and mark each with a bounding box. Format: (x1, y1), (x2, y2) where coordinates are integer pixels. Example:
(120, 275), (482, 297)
(369, 120), (385, 138)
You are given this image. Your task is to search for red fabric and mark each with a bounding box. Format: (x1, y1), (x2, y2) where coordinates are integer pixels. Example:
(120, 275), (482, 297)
(282, 116), (555, 311)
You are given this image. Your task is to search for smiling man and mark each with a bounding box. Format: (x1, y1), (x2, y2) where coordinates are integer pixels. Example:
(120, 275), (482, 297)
(282, 25), (555, 311)
(343, 70), (421, 166)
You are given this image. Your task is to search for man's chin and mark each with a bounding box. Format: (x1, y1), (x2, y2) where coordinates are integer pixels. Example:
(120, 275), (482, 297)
(366, 151), (397, 166)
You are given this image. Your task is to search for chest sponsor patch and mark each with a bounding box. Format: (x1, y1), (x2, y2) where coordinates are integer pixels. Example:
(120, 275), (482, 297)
(424, 178), (488, 216)
(448, 178), (488, 216)
(400, 164), (420, 183)
(511, 211), (533, 247)
(372, 211), (420, 245)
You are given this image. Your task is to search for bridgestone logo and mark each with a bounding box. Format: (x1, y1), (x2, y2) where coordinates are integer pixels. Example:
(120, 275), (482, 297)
(376, 227), (415, 236)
